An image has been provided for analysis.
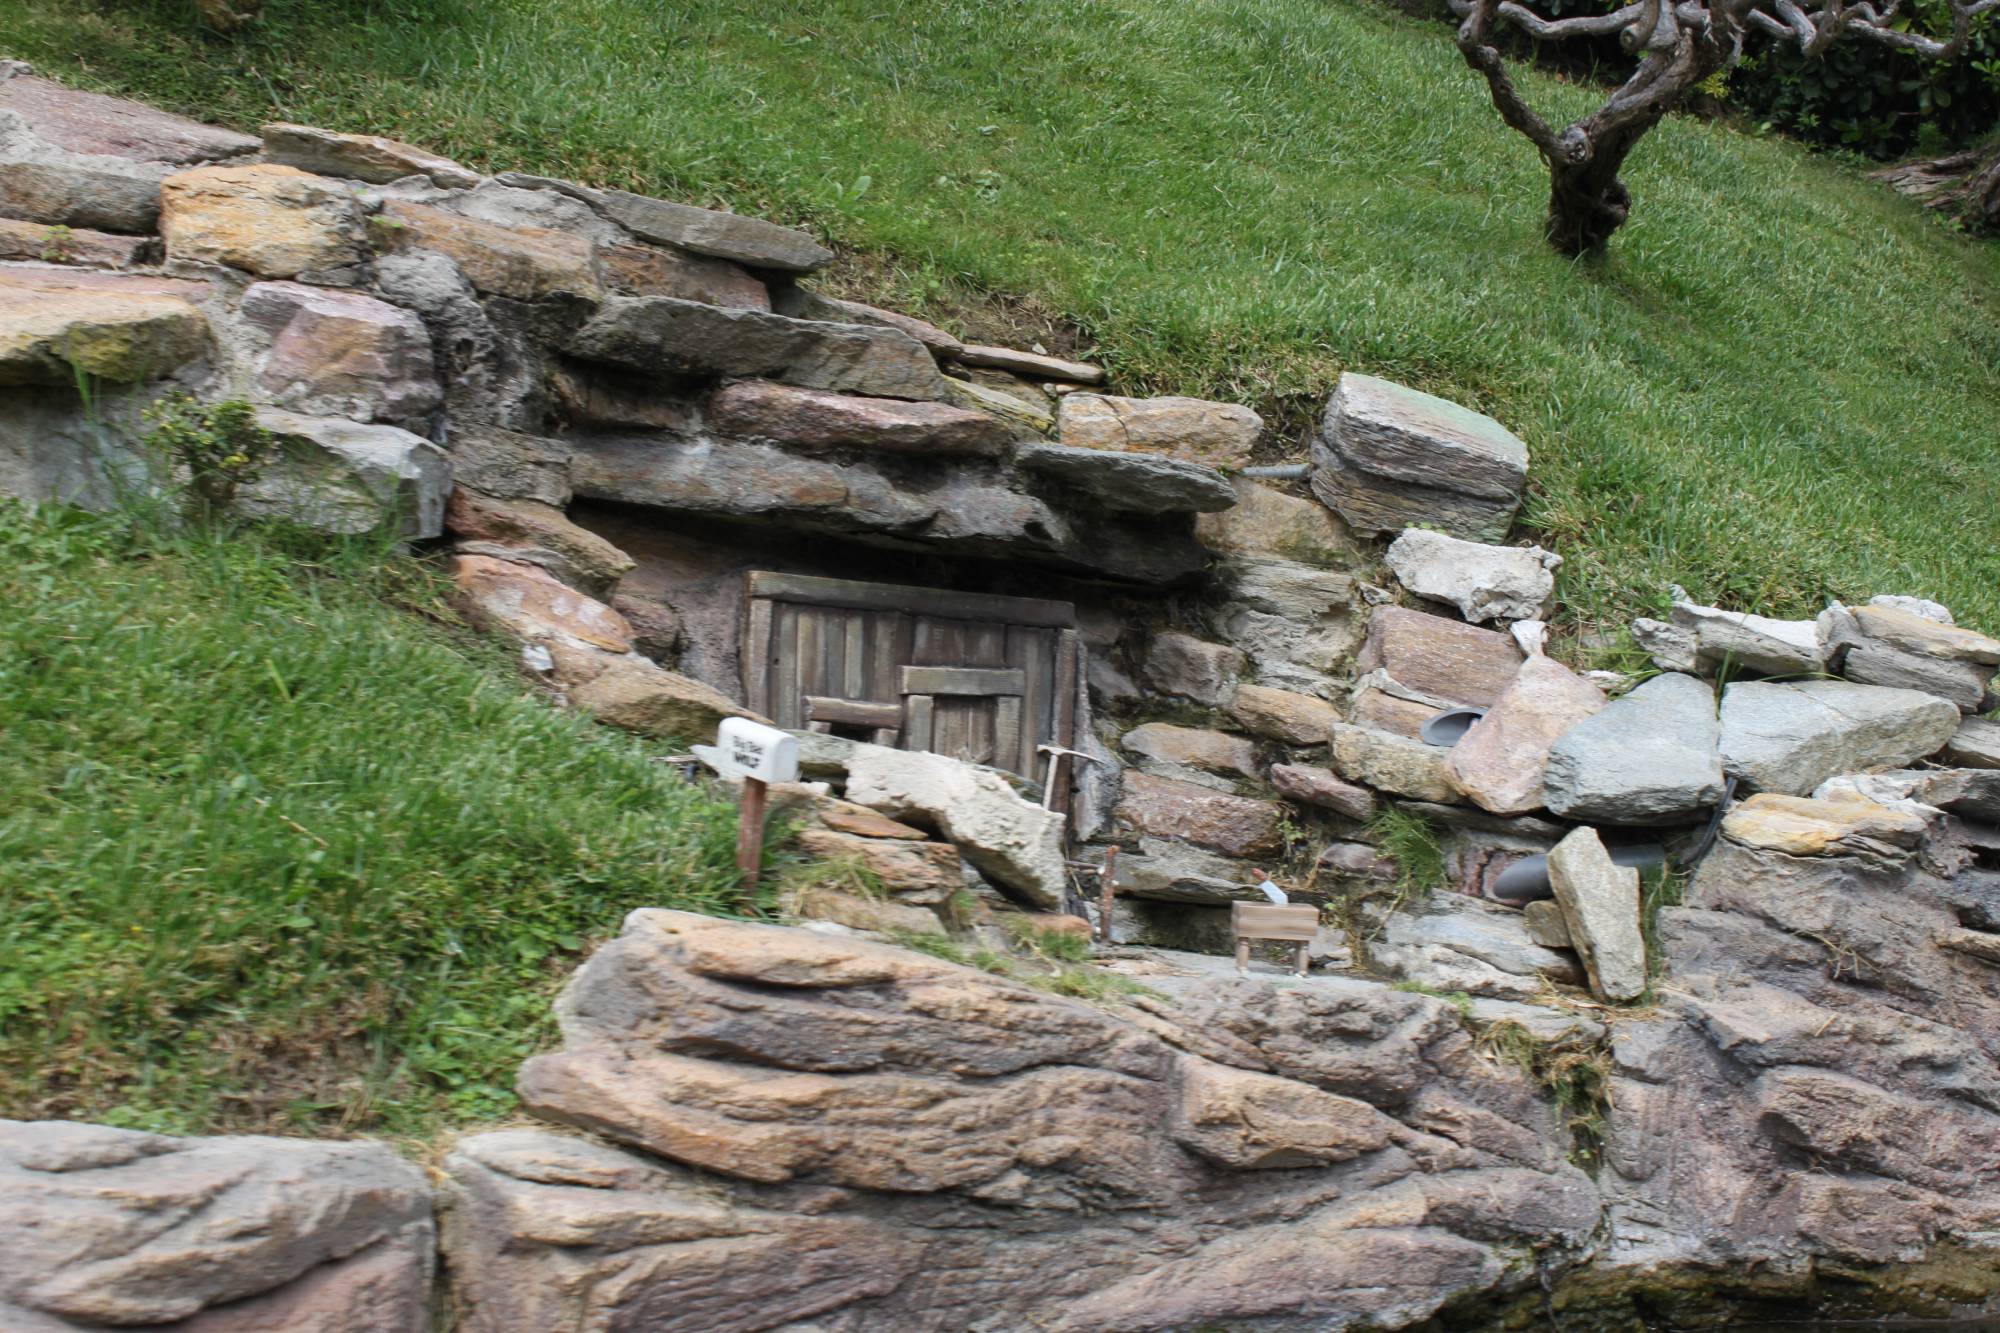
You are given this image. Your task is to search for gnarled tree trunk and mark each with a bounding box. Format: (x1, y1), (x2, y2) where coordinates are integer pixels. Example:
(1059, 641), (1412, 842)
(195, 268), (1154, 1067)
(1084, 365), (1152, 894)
(1544, 122), (1657, 255)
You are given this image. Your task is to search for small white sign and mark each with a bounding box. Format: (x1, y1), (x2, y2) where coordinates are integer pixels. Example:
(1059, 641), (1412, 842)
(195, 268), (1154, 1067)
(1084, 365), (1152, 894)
(700, 717), (800, 785)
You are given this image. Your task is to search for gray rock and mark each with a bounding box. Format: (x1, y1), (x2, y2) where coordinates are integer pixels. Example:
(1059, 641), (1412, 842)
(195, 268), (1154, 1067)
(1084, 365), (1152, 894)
(1466, 996), (1603, 1044)
(1, 73), (257, 163)
(238, 280), (442, 428)
(1330, 721), (1460, 802)
(1210, 558), (1363, 688)
(567, 297), (949, 401)
(442, 179), (625, 244)
(1816, 768), (2000, 825)
(1385, 529), (1559, 624)
(598, 189), (833, 271)
(843, 743), (1067, 909)
(1543, 672), (1724, 824)
(1521, 899), (1572, 949)
(262, 121), (479, 189)
(1142, 631), (1246, 705)
(0, 1119), (432, 1331)
(1868, 593), (1954, 624)
(241, 409), (451, 539)
(1945, 715), (2000, 769)
(1099, 835), (1263, 904)
(1821, 601), (1999, 711)
(440, 423), (571, 506)
(1718, 679), (1961, 795)
(0, 110), (171, 232)
(1380, 896), (1584, 984)
(1630, 616), (1699, 673)
(1055, 392), (1259, 467)
(1839, 639), (1994, 711)
(371, 251), (543, 431)
(1671, 596), (1823, 676)
(957, 343), (1103, 384)
(709, 379), (1008, 456)
(1015, 442), (1236, 514)
(1547, 826), (1647, 1002)
(1311, 373), (1528, 540)
(775, 291), (963, 358)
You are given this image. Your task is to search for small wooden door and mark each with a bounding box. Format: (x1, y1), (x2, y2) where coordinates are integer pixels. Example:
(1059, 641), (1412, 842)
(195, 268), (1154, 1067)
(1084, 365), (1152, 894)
(742, 572), (1079, 781)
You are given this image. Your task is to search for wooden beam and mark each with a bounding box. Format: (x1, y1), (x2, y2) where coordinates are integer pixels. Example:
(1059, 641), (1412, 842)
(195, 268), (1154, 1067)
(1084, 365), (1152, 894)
(899, 666), (1026, 697)
(748, 571), (1075, 629)
(804, 696), (904, 729)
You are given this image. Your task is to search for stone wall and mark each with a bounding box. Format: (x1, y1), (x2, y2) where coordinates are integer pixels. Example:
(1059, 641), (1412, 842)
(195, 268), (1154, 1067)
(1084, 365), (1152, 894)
(8, 63), (2000, 1331)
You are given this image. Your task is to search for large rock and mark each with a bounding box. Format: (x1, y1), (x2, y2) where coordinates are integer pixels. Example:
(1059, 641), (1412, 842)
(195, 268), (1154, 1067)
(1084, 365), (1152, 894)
(1098, 835), (1267, 904)
(445, 489), (633, 595)
(562, 646), (760, 740)
(1209, 558), (1362, 691)
(1718, 791), (1930, 860)
(1330, 721), (1460, 802)
(440, 423), (570, 506)
(1356, 606), (1525, 709)
(843, 744), (1067, 909)
(1945, 715), (2000, 769)
(159, 164), (369, 278)
(0, 284), (205, 384)
(441, 1129), (915, 1333)
(1374, 895), (1585, 998)
(1121, 722), (1261, 783)
(1717, 679), (1960, 795)
(1015, 441), (1236, 514)
(1542, 672), (1723, 824)
(239, 280), (440, 427)
(1056, 392), (1261, 468)
(596, 189), (833, 271)
(1670, 595), (1823, 676)
(1445, 655), (1606, 815)
(0, 1119), (431, 1331)
(1227, 682), (1340, 745)
(568, 296), (949, 400)
(1822, 600), (2000, 711)
(1271, 763), (1378, 821)
(500, 910), (1597, 1330)
(449, 553), (633, 651)
(708, 379), (1006, 455)
(794, 827), (962, 904)
(1546, 826), (1646, 1002)
(1, 72), (257, 164)
(1311, 373), (1528, 540)
(1385, 529), (1559, 625)
(377, 199), (602, 303)
(261, 121), (479, 188)
(600, 240), (770, 308)
(1195, 476), (1366, 567)
(1141, 631), (1246, 705)
(240, 408), (451, 539)
(1114, 771), (1286, 859)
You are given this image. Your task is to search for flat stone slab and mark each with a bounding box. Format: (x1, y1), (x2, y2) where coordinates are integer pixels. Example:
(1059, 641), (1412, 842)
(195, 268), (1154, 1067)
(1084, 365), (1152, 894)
(1312, 373), (1527, 540)
(1718, 679), (1960, 796)
(379, 198), (602, 302)
(1114, 770), (1286, 859)
(1056, 392), (1259, 467)
(1, 73), (257, 163)
(1015, 441), (1235, 514)
(1386, 529), (1558, 625)
(710, 379), (1008, 456)
(0, 217), (153, 266)
(957, 343), (1103, 383)
(1671, 596), (1822, 676)
(1721, 792), (1929, 859)
(1355, 605), (1525, 709)
(262, 120), (479, 188)
(1122, 722), (1261, 782)
(598, 188), (833, 271)
(1, 110), (175, 233)
(160, 163), (368, 279)
(1945, 716), (2000, 769)
(1329, 721), (1459, 803)
(568, 296), (949, 400)
(0, 285), (205, 384)
(1543, 671), (1724, 825)
(1227, 683), (1341, 746)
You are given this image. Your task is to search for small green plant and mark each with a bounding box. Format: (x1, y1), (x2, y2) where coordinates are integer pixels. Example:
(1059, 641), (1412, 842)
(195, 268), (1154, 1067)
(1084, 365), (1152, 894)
(1392, 979), (1475, 1019)
(142, 394), (277, 520)
(1367, 806), (1447, 907)
(39, 223), (74, 262)
(1004, 916), (1092, 963)
(1639, 861), (1688, 988)
(1038, 963), (1157, 1001)
(886, 930), (970, 965)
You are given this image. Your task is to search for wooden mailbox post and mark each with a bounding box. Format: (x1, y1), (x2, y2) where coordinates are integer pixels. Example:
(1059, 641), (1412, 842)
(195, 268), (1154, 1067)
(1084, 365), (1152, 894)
(694, 718), (799, 891)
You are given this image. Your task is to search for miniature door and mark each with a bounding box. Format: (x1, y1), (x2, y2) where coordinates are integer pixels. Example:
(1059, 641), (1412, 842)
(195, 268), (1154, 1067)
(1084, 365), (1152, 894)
(742, 572), (1079, 782)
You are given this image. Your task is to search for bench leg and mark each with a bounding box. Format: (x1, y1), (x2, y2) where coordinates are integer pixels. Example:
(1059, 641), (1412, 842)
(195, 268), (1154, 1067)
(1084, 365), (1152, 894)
(1293, 943), (1310, 976)
(1234, 938), (1251, 976)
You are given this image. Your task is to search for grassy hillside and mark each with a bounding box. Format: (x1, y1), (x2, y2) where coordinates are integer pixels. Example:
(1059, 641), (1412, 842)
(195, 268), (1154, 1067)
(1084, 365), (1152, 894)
(16, 0), (2000, 633)
(0, 502), (748, 1137)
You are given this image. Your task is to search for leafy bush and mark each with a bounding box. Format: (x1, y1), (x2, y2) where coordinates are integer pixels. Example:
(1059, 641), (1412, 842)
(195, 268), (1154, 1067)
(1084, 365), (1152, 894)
(142, 393), (278, 518)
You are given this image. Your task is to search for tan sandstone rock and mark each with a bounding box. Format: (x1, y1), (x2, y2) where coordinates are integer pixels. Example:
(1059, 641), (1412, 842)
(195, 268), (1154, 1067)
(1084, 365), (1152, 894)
(1227, 682), (1340, 745)
(450, 553), (633, 652)
(1330, 722), (1460, 803)
(1720, 792), (1930, 859)
(1121, 722), (1261, 781)
(1058, 392), (1261, 468)
(794, 827), (962, 904)
(159, 163), (368, 277)
(445, 490), (634, 597)
(378, 199), (602, 302)
(0, 286), (204, 384)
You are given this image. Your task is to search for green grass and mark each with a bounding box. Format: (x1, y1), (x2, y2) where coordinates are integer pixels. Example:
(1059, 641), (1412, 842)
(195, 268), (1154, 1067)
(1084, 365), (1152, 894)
(0, 501), (748, 1138)
(16, 0), (2000, 630)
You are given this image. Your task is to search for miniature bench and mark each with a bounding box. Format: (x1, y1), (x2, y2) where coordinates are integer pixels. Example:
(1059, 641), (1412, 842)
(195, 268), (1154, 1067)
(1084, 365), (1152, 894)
(1231, 901), (1320, 977)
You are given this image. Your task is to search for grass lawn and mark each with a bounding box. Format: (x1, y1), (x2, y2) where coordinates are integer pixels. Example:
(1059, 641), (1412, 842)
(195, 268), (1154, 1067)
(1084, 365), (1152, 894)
(16, 0), (2000, 633)
(0, 502), (749, 1138)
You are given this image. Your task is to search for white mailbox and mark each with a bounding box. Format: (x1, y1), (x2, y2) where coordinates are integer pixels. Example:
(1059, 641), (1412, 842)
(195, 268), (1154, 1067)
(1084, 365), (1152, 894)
(712, 717), (799, 785)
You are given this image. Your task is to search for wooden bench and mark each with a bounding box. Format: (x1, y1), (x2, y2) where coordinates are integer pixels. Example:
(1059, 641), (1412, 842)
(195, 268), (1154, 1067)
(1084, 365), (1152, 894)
(1231, 901), (1321, 977)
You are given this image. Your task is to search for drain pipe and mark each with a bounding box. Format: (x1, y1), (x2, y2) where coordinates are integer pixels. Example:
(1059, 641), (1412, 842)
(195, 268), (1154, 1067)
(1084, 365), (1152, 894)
(1239, 463), (1310, 480)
